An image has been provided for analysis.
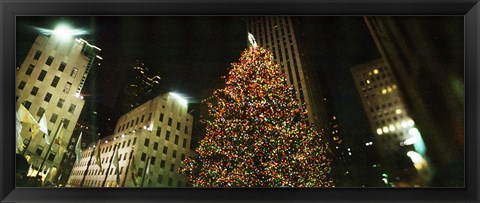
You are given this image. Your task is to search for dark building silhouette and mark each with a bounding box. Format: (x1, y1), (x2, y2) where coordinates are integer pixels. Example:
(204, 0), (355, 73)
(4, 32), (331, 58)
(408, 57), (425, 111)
(116, 60), (162, 115)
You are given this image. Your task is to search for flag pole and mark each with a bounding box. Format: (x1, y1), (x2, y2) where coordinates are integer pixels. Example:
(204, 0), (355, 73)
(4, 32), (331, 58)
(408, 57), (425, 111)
(140, 155), (150, 187)
(101, 143), (118, 187)
(35, 118), (64, 177)
(21, 134), (33, 156)
(80, 145), (95, 187)
(122, 147), (135, 187)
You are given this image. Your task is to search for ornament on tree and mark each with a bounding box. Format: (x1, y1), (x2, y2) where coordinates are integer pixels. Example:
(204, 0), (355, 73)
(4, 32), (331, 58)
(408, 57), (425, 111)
(182, 45), (334, 187)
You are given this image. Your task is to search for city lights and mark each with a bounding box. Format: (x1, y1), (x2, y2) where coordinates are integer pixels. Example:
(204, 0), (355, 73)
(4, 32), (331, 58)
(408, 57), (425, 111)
(169, 92), (188, 106)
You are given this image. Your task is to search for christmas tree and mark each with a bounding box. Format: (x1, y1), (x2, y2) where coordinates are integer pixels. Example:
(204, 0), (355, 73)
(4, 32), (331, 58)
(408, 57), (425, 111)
(182, 45), (333, 187)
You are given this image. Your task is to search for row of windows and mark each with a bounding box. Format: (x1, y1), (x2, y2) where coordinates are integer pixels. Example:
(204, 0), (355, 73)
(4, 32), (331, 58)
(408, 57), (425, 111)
(100, 138), (137, 154)
(20, 99), (71, 128)
(32, 50), (78, 77)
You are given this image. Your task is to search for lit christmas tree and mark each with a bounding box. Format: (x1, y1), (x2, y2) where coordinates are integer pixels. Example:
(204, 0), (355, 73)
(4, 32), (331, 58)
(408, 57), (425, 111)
(182, 43), (334, 187)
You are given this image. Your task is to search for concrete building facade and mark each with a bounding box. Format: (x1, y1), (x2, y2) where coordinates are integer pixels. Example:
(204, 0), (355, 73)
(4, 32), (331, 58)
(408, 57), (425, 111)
(16, 31), (100, 183)
(67, 93), (193, 187)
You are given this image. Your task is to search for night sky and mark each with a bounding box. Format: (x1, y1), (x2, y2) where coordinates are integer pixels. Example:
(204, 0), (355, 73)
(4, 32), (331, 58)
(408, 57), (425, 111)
(16, 16), (380, 185)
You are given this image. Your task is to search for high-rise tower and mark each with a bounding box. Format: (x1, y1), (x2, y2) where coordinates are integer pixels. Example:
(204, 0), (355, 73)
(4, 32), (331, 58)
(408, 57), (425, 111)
(351, 58), (431, 186)
(116, 60), (162, 114)
(16, 28), (101, 183)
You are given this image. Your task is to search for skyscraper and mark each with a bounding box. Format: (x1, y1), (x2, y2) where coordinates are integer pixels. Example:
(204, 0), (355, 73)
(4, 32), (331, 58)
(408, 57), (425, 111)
(351, 58), (431, 186)
(247, 16), (352, 186)
(116, 60), (162, 115)
(364, 16), (464, 187)
(16, 29), (101, 183)
(67, 92), (193, 187)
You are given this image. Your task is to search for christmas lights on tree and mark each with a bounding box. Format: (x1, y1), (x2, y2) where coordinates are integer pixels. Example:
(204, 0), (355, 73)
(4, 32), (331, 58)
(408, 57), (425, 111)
(182, 45), (333, 187)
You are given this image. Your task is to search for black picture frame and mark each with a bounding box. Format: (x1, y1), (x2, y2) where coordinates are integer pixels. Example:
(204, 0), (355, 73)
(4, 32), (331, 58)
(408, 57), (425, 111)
(1, 0), (479, 202)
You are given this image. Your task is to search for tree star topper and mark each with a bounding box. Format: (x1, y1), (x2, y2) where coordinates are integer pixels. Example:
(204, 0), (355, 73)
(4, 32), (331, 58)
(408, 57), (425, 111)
(248, 32), (258, 48)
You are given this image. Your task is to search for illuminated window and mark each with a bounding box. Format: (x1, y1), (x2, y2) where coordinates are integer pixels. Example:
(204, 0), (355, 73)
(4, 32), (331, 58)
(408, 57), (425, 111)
(373, 69), (379, 74)
(382, 89), (387, 94)
(63, 82), (72, 93)
(382, 126), (389, 133)
(395, 109), (402, 114)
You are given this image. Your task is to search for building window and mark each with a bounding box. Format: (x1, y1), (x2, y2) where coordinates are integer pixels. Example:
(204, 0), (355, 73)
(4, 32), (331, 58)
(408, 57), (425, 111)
(51, 76), (60, 87)
(170, 164), (175, 172)
(57, 98), (65, 108)
(18, 81), (26, 90)
(182, 138), (187, 148)
(127, 139), (131, 146)
(33, 50), (42, 60)
(26, 64), (35, 75)
(176, 122), (180, 131)
(36, 146), (44, 156)
(184, 126), (188, 134)
(156, 127), (162, 137)
(63, 82), (72, 93)
(174, 135), (179, 145)
(172, 150), (177, 158)
(46, 56), (54, 66)
(38, 70), (47, 81)
(59, 62), (66, 72)
(159, 113), (164, 122)
(165, 131), (170, 141)
(168, 178), (173, 186)
(141, 153), (146, 161)
(163, 146), (168, 154)
(144, 138), (150, 147)
(150, 157), (156, 165)
(160, 160), (165, 168)
(153, 142), (158, 151)
(122, 141), (126, 148)
(63, 119), (70, 129)
(49, 113), (57, 123)
(29, 87), (40, 97)
(44, 93), (52, 102)
(124, 152), (128, 160)
(48, 152), (56, 161)
(133, 138), (137, 145)
(37, 107), (45, 117)
(168, 118), (172, 126)
(157, 175), (163, 184)
(148, 113), (152, 121)
(68, 104), (76, 113)
(70, 68), (78, 78)
(181, 154), (185, 161)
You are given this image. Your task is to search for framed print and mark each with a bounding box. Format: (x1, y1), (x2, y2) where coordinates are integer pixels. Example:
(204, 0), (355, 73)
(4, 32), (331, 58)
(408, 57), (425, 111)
(1, 0), (479, 202)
